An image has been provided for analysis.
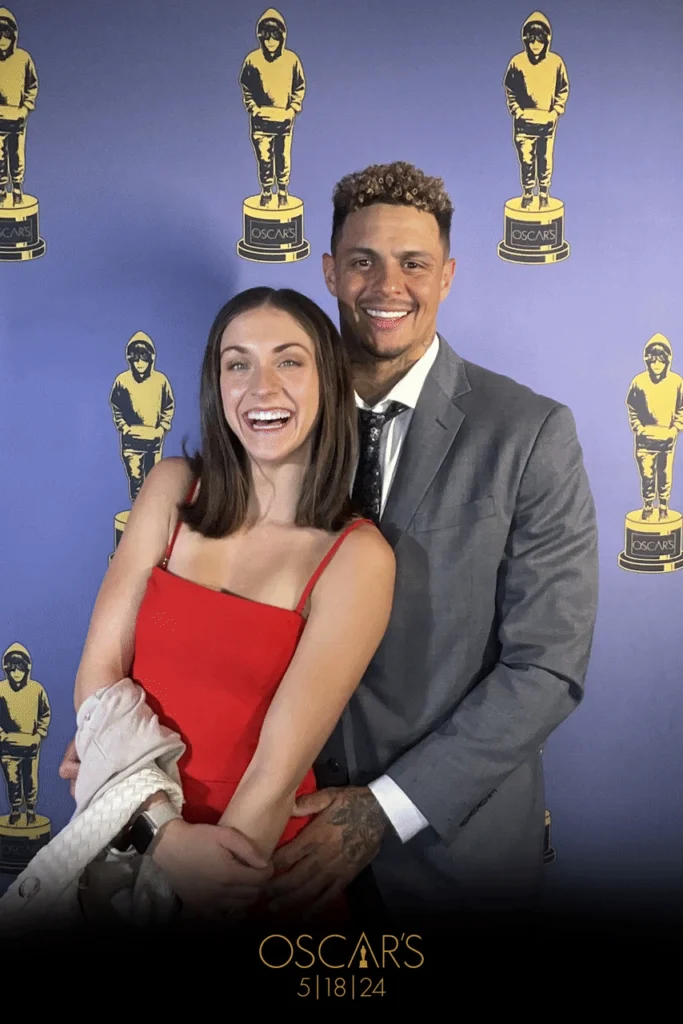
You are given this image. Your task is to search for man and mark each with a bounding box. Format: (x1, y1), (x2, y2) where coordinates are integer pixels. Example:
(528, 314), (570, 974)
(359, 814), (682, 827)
(626, 333), (683, 521)
(0, 643), (51, 826)
(109, 331), (175, 504)
(504, 11), (568, 209)
(0, 8), (38, 207)
(239, 8), (305, 208)
(262, 160), (598, 926)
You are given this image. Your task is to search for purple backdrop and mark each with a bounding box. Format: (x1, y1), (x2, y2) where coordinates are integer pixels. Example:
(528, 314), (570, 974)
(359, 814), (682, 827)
(2, 0), (683, 910)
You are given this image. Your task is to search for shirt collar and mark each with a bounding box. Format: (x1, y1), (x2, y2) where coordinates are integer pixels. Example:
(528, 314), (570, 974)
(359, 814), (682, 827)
(354, 333), (440, 412)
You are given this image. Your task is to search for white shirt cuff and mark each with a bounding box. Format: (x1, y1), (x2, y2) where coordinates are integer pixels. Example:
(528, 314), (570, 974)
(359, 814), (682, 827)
(368, 775), (429, 843)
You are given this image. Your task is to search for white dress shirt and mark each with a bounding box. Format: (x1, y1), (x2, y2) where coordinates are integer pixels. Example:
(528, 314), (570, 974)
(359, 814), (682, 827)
(354, 334), (440, 843)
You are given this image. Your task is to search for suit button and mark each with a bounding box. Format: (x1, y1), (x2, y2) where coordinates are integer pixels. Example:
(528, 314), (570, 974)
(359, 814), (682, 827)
(328, 759), (342, 771)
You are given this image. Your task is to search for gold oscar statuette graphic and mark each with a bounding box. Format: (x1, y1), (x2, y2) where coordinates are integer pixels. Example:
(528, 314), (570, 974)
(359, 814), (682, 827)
(108, 331), (175, 562)
(543, 808), (556, 864)
(237, 9), (310, 263)
(0, 643), (51, 873)
(0, 8), (45, 261)
(498, 11), (569, 264)
(619, 333), (683, 573)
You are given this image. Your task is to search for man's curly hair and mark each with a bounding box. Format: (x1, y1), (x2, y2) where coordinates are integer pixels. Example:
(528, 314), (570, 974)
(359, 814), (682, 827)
(330, 161), (453, 253)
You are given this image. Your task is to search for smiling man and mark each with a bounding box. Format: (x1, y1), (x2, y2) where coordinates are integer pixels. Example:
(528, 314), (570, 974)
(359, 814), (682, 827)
(267, 160), (599, 930)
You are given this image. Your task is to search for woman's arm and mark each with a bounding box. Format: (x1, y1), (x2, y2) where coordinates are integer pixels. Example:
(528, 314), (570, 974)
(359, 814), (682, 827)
(73, 457), (191, 710)
(218, 524), (396, 860)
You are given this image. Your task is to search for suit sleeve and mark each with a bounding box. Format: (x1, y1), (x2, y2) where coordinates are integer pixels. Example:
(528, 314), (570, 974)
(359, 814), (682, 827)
(382, 404), (599, 845)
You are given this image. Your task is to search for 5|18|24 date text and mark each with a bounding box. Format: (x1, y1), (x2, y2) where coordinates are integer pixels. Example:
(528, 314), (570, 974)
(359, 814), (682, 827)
(298, 976), (385, 998)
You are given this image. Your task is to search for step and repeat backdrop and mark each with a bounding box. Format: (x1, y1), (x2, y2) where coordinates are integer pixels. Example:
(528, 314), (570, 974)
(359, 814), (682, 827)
(1, 0), (682, 909)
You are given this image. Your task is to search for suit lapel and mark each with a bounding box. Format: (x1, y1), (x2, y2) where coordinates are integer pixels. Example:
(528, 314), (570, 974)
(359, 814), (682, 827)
(381, 336), (470, 540)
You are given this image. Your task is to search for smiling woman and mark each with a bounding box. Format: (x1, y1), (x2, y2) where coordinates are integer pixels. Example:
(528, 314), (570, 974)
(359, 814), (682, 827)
(56, 285), (396, 930)
(185, 288), (359, 537)
(221, 309), (320, 455)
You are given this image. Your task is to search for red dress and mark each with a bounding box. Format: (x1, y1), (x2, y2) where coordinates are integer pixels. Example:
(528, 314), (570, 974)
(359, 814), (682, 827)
(131, 481), (371, 922)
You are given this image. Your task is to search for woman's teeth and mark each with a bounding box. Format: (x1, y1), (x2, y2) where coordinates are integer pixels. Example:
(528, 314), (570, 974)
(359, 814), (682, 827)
(246, 410), (292, 430)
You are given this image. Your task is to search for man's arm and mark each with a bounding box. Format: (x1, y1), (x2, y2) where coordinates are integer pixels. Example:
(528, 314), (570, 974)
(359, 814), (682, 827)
(367, 775), (428, 841)
(381, 403), (598, 845)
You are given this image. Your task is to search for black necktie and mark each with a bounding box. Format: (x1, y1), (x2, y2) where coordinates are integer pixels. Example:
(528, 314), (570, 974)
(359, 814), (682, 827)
(352, 401), (408, 523)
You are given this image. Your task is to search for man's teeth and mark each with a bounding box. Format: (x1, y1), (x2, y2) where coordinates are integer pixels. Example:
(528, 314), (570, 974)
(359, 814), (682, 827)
(365, 309), (409, 319)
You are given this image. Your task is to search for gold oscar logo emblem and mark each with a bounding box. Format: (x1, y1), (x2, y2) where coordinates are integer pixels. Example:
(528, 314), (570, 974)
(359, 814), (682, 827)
(108, 331), (175, 562)
(498, 11), (569, 264)
(0, 643), (51, 873)
(0, 8), (45, 261)
(237, 9), (310, 263)
(619, 333), (683, 573)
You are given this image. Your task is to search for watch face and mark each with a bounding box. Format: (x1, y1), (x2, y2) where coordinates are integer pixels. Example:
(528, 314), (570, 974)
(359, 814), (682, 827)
(131, 814), (155, 853)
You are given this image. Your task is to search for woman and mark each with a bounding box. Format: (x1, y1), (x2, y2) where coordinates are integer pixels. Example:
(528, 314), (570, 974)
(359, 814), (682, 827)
(65, 286), (395, 923)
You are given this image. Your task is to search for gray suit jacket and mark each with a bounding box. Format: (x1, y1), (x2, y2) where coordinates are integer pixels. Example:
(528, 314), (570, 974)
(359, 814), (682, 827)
(315, 335), (599, 915)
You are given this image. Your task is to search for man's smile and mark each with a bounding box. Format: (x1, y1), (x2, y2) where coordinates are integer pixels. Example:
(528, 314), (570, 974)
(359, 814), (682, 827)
(361, 307), (414, 331)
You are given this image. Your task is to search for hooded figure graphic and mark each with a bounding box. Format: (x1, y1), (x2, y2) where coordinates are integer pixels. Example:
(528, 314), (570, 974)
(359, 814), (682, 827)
(239, 8), (306, 207)
(503, 12), (568, 208)
(109, 332), (175, 503)
(0, 643), (51, 826)
(626, 334), (683, 520)
(0, 8), (38, 205)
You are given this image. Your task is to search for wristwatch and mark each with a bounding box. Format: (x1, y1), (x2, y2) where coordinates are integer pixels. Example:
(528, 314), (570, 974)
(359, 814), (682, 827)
(111, 799), (181, 854)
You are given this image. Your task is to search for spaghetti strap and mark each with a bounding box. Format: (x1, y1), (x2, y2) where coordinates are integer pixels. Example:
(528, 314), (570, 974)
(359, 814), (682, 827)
(160, 478), (199, 569)
(295, 518), (374, 615)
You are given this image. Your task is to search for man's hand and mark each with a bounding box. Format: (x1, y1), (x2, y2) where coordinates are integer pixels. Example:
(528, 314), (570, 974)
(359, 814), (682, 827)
(152, 818), (274, 919)
(266, 786), (388, 918)
(58, 737), (79, 797)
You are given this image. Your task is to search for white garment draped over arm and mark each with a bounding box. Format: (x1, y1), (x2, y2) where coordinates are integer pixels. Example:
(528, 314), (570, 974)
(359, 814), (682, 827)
(0, 678), (185, 930)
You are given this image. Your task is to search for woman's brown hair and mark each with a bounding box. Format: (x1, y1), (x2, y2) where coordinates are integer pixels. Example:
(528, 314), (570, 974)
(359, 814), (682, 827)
(180, 287), (358, 535)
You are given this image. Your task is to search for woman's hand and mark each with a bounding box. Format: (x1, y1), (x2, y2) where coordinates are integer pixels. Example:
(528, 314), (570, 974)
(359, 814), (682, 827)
(151, 817), (274, 918)
(58, 736), (80, 797)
